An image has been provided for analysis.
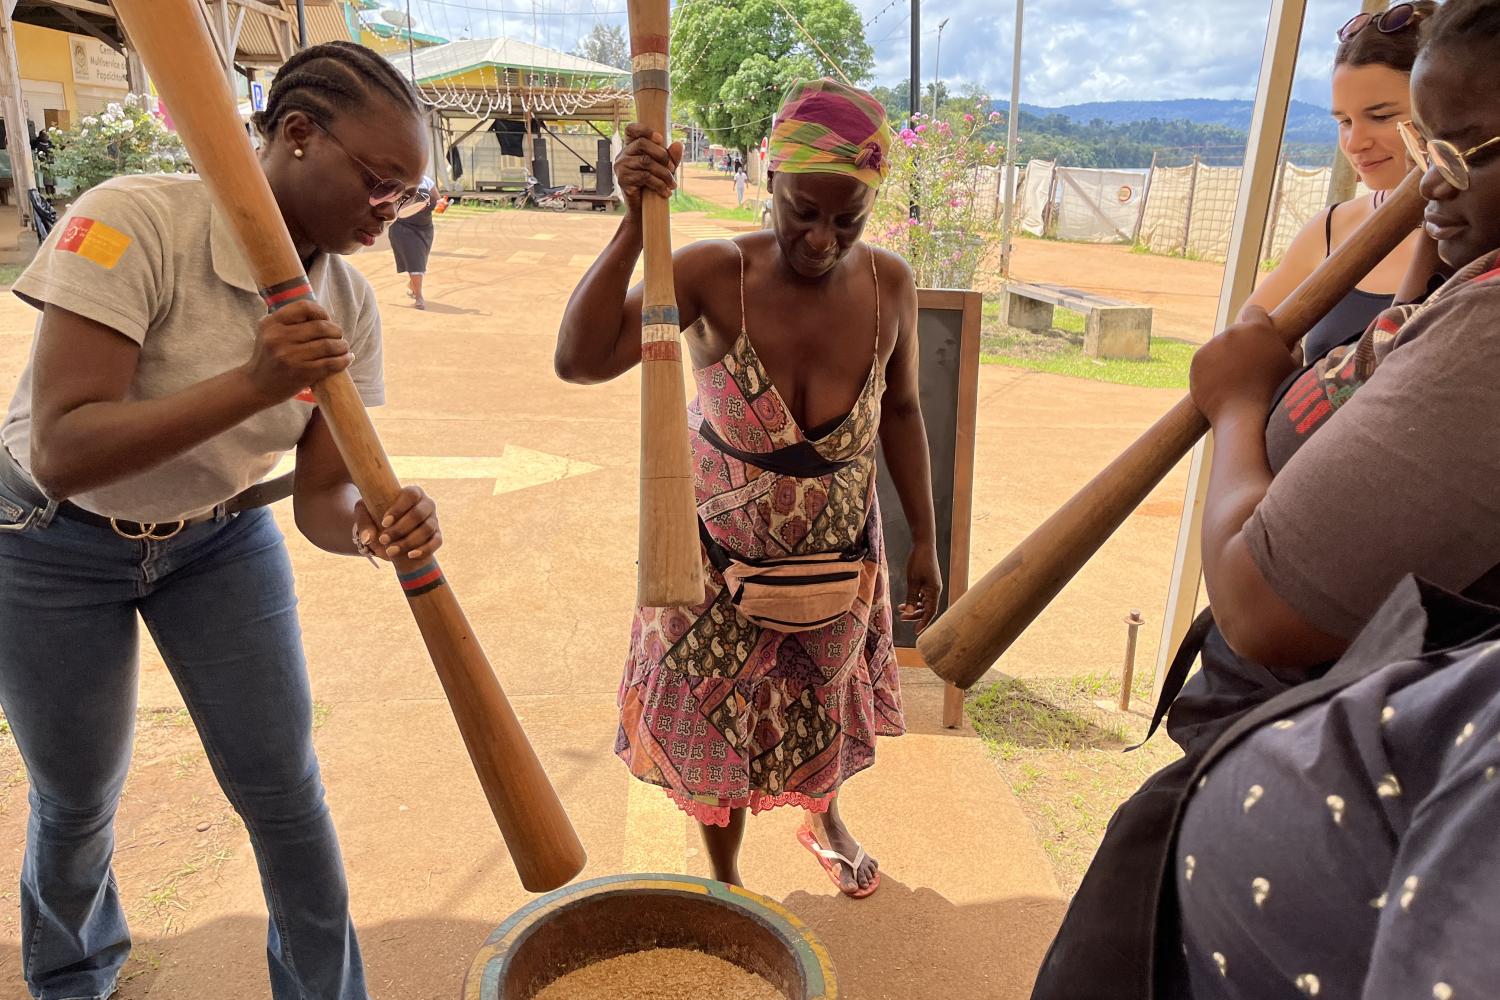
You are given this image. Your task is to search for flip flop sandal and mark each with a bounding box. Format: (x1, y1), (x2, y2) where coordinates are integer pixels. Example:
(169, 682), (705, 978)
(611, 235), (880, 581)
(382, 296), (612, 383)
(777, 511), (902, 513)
(797, 826), (881, 899)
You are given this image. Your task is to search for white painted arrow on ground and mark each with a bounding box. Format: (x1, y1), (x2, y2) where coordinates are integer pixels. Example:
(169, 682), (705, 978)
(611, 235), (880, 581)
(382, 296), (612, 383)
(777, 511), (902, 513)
(270, 445), (601, 496)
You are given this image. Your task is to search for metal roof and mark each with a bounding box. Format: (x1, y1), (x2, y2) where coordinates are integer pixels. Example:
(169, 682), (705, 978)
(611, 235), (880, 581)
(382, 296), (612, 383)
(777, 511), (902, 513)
(394, 36), (629, 85)
(234, 0), (351, 67)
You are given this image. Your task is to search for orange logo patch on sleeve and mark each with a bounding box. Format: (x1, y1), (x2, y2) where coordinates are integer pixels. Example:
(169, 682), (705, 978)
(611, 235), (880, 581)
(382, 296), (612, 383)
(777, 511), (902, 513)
(56, 217), (131, 269)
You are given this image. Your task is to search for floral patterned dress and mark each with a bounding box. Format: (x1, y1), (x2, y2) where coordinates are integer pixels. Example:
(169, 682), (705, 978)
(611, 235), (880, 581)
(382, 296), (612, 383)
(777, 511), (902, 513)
(616, 243), (903, 827)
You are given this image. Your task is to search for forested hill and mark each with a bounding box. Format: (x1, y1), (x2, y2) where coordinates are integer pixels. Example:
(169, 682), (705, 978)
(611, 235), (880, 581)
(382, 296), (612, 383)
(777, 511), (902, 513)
(1019, 98), (1336, 144)
(1007, 103), (1336, 168)
(868, 87), (1340, 169)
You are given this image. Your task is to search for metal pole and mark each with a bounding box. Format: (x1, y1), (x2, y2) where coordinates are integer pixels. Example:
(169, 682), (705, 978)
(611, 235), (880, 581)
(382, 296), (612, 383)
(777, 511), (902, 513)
(406, 0), (417, 82)
(933, 18), (949, 118)
(296, 0), (308, 49)
(908, 0), (920, 220)
(1119, 610), (1144, 712)
(910, 0), (920, 125)
(998, 0), (1023, 278)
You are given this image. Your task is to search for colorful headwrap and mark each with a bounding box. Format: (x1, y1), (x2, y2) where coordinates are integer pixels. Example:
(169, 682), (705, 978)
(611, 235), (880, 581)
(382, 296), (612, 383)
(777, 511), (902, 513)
(767, 78), (893, 189)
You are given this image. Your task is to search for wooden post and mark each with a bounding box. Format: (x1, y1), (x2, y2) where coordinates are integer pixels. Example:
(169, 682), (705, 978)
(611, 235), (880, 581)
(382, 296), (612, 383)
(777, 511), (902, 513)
(523, 107), (535, 179)
(1152, 0), (1308, 703)
(1133, 149), (1157, 245)
(0, 1), (35, 228)
(1263, 153), (1289, 262)
(1181, 154), (1201, 256)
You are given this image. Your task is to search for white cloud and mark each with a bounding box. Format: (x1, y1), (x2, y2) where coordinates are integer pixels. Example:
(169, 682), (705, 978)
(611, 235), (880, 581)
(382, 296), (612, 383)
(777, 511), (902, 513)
(852, 0), (1357, 109)
(403, 0), (1358, 109)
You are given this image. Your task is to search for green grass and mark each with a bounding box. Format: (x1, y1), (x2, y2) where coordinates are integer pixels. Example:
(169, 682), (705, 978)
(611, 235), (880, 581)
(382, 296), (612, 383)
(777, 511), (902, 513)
(967, 673), (1179, 893)
(980, 298), (1194, 389)
(0, 263), (25, 287)
(707, 203), (761, 223)
(669, 191), (718, 214)
(982, 337), (1194, 389)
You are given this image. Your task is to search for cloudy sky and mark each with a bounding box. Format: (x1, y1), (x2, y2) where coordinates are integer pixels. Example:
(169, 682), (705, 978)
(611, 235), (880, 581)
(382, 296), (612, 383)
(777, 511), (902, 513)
(405, 0), (1365, 110)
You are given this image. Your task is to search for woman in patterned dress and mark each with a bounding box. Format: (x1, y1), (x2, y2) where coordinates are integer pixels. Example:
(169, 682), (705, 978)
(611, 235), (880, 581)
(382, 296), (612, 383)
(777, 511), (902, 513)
(556, 80), (941, 898)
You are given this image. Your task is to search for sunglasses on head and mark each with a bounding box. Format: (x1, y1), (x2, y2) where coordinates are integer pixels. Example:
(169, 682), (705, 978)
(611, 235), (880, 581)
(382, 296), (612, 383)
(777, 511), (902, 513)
(1338, 2), (1421, 42)
(311, 121), (427, 211)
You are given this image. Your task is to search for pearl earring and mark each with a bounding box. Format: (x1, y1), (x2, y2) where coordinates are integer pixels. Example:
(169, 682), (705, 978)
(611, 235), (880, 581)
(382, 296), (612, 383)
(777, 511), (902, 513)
(293, 148), (304, 159)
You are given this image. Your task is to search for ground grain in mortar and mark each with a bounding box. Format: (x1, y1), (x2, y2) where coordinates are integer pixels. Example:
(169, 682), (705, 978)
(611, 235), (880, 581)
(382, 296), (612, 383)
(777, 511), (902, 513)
(533, 947), (786, 999)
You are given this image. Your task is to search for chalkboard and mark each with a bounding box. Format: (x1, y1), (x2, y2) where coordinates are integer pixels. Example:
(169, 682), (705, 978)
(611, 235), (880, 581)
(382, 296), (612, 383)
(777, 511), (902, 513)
(876, 289), (981, 658)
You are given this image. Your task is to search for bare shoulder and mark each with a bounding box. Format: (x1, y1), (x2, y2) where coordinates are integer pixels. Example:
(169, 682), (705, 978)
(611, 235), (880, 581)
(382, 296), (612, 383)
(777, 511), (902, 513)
(868, 244), (917, 320)
(869, 243), (916, 285)
(671, 237), (742, 308)
(1328, 195), (1380, 248)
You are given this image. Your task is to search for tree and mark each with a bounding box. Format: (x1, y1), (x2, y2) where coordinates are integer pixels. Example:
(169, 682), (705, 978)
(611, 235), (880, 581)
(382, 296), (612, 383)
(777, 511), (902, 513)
(671, 0), (874, 155)
(921, 80), (950, 116)
(573, 23), (630, 71)
(870, 81), (912, 123)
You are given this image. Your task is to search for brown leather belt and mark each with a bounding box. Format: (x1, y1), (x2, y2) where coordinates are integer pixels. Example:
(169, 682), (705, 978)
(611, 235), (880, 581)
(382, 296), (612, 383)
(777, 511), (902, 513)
(0, 448), (295, 540)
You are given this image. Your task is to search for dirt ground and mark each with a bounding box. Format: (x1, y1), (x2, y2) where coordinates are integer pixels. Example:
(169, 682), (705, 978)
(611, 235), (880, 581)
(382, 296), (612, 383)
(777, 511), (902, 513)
(0, 183), (1224, 998)
(682, 163), (1228, 345)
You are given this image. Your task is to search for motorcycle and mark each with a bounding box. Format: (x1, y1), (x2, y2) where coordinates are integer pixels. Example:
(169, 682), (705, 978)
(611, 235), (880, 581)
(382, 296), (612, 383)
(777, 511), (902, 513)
(521, 176), (579, 212)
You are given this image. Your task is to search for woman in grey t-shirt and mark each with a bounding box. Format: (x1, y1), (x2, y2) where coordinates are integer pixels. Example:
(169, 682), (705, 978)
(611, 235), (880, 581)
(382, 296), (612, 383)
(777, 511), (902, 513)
(0, 42), (440, 1000)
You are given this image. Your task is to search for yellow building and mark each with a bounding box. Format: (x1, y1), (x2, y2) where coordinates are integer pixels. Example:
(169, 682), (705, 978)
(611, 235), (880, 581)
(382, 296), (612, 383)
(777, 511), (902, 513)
(7, 1), (431, 141)
(14, 22), (129, 137)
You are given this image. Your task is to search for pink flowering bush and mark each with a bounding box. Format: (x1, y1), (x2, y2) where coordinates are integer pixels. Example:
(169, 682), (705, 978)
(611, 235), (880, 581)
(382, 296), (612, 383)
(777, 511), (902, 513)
(868, 107), (1004, 288)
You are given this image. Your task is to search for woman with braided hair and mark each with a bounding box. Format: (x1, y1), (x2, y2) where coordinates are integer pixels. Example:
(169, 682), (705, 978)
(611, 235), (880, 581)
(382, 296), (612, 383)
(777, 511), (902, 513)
(558, 79), (942, 900)
(0, 41), (439, 999)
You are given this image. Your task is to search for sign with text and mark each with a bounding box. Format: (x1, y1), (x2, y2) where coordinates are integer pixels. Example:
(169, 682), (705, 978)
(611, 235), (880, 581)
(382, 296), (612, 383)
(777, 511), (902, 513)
(69, 35), (128, 88)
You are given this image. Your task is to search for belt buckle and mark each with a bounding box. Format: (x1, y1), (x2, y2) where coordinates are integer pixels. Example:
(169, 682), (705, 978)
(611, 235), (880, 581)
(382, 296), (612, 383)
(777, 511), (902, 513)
(110, 517), (185, 541)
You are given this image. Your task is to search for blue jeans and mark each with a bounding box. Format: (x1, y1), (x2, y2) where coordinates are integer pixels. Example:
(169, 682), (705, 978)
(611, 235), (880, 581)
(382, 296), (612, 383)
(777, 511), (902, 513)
(0, 477), (366, 1000)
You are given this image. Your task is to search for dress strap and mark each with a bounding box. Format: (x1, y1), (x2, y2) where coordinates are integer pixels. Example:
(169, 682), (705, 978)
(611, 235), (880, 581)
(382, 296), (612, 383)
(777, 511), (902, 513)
(869, 244), (881, 363)
(730, 239), (748, 335)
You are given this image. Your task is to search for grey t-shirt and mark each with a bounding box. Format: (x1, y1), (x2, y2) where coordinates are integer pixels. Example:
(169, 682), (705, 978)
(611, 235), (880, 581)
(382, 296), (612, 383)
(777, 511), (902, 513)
(2, 174), (384, 522)
(1244, 272), (1500, 638)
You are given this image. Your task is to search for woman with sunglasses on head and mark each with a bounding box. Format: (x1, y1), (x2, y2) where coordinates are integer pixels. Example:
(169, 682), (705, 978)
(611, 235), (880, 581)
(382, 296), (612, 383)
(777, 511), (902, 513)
(1246, 1), (1435, 363)
(0, 41), (440, 1000)
(1034, 2), (1500, 995)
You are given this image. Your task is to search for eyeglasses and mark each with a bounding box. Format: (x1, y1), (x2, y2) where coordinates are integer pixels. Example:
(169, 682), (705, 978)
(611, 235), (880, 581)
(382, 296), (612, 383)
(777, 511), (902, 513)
(311, 121), (427, 211)
(1338, 2), (1421, 42)
(1397, 120), (1500, 191)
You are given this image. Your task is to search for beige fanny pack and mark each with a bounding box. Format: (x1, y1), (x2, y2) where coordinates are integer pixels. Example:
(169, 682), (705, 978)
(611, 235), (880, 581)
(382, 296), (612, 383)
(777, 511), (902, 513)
(702, 521), (867, 632)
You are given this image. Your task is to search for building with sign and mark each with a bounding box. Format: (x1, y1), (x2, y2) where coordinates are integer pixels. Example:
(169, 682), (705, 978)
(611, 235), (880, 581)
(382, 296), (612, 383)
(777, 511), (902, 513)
(13, 24), (129, 137)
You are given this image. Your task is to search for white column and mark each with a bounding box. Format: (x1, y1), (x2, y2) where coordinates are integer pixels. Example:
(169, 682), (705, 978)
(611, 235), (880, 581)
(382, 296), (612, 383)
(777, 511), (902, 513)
(0, 1), (35, 227)
(1152, 0), (1309, 699)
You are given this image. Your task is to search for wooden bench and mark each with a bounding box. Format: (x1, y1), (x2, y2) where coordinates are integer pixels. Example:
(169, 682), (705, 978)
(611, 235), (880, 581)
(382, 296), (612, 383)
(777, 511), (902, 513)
(475, 167), (529, 194)
(1001, 281), (1153, 360)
